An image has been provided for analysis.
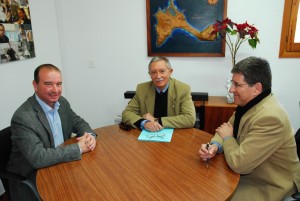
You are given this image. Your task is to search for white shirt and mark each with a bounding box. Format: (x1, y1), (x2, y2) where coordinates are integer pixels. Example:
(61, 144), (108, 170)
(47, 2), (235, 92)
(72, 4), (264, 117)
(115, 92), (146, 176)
(35, 94), (64, 147)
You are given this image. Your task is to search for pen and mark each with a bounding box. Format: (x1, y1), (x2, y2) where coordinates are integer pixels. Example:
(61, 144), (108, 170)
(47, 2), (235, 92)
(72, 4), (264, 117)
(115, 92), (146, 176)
(206, 142), (210, 169)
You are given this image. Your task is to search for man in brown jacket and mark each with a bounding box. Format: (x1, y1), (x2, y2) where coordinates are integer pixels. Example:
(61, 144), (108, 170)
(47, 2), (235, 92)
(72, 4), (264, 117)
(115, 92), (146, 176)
(199, 56), (300, 201)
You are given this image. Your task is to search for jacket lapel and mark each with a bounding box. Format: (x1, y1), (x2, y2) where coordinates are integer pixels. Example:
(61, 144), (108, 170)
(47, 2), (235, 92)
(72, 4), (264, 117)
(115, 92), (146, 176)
(145, 85), (156, 114)
(237, 95), (271, 140)
(167, 78), (176, 116)
(58, 107), (68, 141)
(30, 95), (55, 147)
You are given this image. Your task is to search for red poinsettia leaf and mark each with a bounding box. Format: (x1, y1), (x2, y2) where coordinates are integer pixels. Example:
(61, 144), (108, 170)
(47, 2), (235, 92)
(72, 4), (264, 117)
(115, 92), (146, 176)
(212, 24), (219, 31)
(239, 30), (248, 38)
(221, 24), (228, 29)
(223, 17), (231, 24)
(248, 26), (259, 38)
(213, 17), (260, 55)
(249, 24), (258, 32)
(236, 23), (248, 32)
(248, 32), (255, 38)
(211, 30), (218, 35)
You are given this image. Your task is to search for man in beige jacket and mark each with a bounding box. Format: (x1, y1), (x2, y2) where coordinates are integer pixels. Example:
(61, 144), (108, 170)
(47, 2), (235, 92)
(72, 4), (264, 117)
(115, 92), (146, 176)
(199, 56), (300, 201)
(122, 56), (195, 132)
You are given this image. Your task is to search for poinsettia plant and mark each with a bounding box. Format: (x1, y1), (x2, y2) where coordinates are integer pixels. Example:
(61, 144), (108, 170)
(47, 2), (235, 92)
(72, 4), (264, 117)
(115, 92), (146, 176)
(212, 18), (260, 67)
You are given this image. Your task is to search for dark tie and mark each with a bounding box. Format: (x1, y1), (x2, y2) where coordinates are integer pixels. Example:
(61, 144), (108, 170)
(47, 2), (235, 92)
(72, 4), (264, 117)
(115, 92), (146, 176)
(160, 91), (163, 95)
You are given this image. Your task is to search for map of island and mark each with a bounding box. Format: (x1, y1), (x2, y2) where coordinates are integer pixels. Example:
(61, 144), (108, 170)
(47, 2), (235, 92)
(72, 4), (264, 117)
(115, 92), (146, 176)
(154, 0), (217, 47)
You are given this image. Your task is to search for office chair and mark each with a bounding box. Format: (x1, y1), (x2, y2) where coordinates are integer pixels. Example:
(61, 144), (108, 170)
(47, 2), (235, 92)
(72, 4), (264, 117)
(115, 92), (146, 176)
(296, 128), (300, 160)
(0, 126), (42, 201)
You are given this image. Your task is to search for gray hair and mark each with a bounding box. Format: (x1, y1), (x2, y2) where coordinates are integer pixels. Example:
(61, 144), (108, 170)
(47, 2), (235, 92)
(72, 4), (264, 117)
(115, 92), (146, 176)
(231, 56), (272, 91)
(148, 56), (172, 72)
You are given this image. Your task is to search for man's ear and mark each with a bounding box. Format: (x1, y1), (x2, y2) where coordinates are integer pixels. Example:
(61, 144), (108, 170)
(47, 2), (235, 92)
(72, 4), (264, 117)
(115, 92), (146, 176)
(254, 82), (263, 95)
(32, 80), (37, 92)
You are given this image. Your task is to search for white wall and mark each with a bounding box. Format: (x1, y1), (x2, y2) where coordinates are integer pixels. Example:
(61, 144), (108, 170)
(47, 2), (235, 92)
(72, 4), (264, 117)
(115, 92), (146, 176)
(55, 0), (300, 130)
(1, 0), (300, 194)
(0, 0), (62, 129)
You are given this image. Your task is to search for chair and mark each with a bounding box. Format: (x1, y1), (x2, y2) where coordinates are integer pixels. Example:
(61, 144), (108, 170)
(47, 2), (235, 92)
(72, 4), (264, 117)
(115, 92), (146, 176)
(295, 128), (300, 160)
(0, 126), (42, 201)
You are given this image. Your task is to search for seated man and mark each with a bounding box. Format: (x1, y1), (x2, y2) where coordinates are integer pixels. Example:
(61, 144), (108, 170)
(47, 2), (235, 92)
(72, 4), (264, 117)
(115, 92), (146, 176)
(122, 56), (196, 132)
(199, 56), (300, 201)
(7, 64), (97, 201)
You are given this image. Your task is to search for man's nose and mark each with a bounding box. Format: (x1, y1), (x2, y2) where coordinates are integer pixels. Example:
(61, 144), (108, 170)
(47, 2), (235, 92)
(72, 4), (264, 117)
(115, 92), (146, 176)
(229, 86), (235, 93)
(52, 85), (59, 92)
(156, 72), (163, 77)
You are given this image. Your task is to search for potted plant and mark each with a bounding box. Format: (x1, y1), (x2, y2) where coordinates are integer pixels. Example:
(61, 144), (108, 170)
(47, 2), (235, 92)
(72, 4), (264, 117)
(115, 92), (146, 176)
(212, 17), (260, 67)
(211, 18), (260, 103)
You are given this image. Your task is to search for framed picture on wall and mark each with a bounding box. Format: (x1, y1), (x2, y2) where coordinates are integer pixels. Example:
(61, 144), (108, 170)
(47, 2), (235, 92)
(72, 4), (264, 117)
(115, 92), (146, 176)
(146, 0), (227, 57)
(0, 0), (35, 64)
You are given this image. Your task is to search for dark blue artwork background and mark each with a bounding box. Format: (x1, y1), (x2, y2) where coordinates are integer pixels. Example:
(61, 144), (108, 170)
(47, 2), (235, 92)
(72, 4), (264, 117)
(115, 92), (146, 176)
(149, 0), (224, 54)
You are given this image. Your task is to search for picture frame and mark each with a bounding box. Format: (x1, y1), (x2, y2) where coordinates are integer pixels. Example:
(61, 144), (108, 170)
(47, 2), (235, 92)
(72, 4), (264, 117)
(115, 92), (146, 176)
(146, 0), (227, 57)
(0, 0), (35, 64)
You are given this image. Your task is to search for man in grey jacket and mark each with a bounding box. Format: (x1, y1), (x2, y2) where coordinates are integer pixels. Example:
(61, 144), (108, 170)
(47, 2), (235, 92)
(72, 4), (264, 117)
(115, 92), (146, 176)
(7, 64), (97, 201)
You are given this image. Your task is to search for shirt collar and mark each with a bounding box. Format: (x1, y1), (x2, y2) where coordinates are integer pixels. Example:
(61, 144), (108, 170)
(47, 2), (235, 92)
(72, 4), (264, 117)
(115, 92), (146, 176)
(35, 94), (60, 113)
(155, 82), (169, 93)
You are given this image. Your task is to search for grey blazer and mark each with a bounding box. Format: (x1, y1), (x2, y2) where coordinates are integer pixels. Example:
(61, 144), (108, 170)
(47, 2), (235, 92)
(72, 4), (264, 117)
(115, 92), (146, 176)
(7, 94), (94, 177)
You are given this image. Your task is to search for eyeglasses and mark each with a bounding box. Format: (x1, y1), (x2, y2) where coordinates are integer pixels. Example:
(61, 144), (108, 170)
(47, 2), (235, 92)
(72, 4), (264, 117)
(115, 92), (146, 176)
(230, 80), (248, 88)
(147, 133), (166, 139)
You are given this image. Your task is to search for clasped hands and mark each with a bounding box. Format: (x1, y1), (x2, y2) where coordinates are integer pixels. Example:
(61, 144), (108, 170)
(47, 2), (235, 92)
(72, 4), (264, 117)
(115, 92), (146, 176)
(77, 132), (97, 153)
(143, 113), (163, 132)
(215, 122), (233, 139)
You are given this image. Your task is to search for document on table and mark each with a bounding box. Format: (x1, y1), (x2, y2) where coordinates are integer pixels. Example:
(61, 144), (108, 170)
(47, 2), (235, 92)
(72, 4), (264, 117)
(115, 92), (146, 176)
(138, 128), (174, 142)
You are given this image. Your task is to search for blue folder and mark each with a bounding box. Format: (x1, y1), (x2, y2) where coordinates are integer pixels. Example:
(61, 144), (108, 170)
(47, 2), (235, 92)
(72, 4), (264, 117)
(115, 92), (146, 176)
(138, 128), (174, 142)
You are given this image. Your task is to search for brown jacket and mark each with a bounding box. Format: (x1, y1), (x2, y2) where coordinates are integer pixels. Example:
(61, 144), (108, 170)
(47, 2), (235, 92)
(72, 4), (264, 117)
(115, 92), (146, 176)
(122, 78), (196, 128)
(212, 94), (300, 201)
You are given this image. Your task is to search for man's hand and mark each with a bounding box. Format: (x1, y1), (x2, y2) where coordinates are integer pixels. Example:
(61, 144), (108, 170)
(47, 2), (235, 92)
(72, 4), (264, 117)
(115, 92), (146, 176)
(77, 132), (97, 153)
(144, 121), (163, 132)
(215, 122), (233, 139)
(199, 143), (218, 161)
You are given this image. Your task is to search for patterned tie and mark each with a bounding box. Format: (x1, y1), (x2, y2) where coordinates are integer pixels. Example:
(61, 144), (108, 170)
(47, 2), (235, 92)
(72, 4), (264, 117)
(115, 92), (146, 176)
(160, 91), (163, 95)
